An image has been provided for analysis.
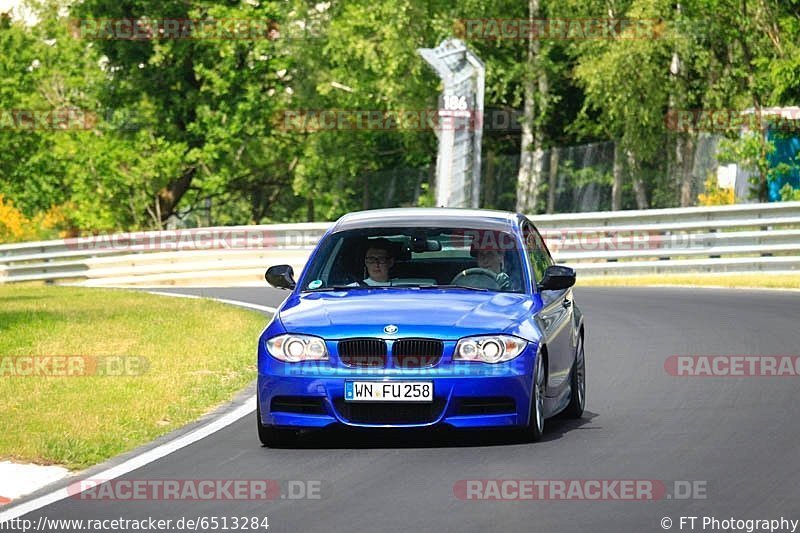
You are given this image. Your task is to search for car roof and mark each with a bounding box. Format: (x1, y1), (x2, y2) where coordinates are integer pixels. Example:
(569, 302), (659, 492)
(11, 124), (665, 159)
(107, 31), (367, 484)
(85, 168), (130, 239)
(332, 208), (523, 232)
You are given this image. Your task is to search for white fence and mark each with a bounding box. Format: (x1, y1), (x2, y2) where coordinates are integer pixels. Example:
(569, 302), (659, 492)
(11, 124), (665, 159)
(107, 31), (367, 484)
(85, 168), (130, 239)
(1, 202), (799, 286)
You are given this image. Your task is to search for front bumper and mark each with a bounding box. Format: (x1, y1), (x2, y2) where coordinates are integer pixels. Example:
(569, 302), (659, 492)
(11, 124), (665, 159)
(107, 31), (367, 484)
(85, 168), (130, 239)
(257, 354), (536, 429)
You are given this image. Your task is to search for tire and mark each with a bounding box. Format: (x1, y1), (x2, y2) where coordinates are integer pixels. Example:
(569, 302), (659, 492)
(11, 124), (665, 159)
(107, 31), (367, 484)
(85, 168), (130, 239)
(563, 334), (586, 419)
(256, 397), (298, 447)
(523, 352), (546, 442)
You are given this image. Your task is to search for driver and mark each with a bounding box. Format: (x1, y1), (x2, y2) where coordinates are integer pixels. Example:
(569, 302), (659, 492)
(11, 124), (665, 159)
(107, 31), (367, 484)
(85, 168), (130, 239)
(468, 237), (513, 290)
(475, 248), (504, 273)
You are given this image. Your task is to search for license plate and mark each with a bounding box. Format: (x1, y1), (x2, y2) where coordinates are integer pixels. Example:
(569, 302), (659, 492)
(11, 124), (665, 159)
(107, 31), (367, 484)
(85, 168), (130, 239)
(344, 381), (433, 402)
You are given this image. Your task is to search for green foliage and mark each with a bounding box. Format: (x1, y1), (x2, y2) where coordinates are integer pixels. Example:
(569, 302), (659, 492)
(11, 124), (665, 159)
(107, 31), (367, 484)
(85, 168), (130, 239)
(416, 182), (437, 207)
(716, 132), (779, 200)
(779, 183), (800, 202)
(2, 0), (800, 236)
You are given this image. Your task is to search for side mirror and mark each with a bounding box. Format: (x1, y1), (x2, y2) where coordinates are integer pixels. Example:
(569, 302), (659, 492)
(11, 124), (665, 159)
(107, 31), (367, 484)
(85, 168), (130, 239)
(265, 264), (296, 290)
(537, 265), (576, 292)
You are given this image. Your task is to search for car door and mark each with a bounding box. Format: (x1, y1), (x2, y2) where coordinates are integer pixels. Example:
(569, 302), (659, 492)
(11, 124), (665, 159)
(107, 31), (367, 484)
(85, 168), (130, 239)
(522, 221), (574, 398)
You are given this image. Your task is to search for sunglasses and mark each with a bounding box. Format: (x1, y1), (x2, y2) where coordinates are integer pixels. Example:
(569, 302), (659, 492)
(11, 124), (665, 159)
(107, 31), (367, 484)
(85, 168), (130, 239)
(365, 256), (391, 265)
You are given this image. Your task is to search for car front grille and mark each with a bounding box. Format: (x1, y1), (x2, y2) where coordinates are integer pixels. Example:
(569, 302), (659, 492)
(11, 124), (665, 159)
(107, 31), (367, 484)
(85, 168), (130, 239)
(333, 398), (447, 425)
(338, 338), (388, 367)
(392, 339), (444, 368)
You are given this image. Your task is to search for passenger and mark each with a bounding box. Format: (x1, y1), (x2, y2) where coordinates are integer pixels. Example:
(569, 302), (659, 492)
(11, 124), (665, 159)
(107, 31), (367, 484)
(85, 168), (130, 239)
(361, 238), (396, 286)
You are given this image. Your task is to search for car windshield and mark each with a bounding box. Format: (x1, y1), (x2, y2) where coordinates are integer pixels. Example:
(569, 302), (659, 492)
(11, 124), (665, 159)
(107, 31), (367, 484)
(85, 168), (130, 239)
(299, 227), (526, 293)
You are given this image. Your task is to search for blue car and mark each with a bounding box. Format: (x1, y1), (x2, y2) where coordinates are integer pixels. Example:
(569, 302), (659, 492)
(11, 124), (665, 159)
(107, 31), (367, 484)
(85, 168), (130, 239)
(257, 208), (585, 446)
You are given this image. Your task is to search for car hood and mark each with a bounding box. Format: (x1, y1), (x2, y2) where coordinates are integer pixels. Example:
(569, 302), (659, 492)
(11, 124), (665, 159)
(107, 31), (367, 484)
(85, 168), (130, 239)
(278, 289), (535, 339)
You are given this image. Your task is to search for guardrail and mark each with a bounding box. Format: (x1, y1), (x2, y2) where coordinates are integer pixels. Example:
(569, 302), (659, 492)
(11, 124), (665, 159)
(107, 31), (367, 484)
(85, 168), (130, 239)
(1, 202), (798, 286)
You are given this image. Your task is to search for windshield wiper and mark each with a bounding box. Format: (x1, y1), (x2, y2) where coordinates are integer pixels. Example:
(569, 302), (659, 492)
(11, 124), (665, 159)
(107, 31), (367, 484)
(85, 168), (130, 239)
(415, 284), (490, 292)
(301, 286), (354, 292)
(303, 285), (390, 292)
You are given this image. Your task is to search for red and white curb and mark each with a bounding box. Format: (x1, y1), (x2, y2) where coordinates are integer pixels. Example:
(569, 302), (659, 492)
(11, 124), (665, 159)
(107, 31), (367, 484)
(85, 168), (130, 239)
(0, 462), (70, 506)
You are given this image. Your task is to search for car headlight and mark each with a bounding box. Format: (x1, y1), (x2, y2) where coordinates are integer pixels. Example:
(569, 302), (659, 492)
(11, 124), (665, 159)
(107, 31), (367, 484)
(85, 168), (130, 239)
(453, 335), (527, 363)
(266, 334), (328, 362)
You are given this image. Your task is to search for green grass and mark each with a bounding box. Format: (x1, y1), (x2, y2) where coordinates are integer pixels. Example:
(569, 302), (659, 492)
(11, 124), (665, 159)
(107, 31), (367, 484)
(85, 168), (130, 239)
(578, 272), (800, 289)
(0, 285), (267, 469)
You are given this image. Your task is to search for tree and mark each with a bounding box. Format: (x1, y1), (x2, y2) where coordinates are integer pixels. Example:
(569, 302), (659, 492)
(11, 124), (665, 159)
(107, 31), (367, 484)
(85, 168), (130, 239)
(515, 0), (550, 213)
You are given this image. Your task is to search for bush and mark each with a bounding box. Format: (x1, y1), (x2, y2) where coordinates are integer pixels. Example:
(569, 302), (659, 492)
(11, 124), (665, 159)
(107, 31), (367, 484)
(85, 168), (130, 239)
(779, 183), (800, 201)
(0, 195), (71, 243)
(0, 195), (28, 243)
(697, 175), (735, 206)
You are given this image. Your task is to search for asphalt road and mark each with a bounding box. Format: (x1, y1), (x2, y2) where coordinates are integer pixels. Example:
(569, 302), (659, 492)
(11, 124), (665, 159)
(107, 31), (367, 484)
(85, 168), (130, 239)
(7, 287), (800, 533)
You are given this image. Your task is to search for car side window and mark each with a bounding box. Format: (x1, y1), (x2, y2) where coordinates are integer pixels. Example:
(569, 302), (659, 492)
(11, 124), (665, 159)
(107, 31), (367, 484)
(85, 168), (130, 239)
(522, 222), (553, 284)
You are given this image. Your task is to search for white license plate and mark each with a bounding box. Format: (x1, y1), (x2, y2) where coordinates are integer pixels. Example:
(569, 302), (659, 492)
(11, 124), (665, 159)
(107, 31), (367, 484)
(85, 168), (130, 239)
(344, 381), (433, 402)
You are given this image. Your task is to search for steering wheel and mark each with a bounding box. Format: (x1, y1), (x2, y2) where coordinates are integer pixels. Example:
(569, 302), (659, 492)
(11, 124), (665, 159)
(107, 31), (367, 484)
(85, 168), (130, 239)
(450, 268), (501, 290)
